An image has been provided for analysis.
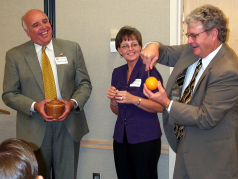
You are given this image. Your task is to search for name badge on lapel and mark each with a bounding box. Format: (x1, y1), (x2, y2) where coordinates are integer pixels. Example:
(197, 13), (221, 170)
(130, 79), (141, 87)
(55, 57), (68, 65)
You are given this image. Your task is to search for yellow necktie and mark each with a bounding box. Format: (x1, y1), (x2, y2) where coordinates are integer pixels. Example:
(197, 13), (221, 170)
(174, 59), (202, 139)
(42, 46), (57, 100)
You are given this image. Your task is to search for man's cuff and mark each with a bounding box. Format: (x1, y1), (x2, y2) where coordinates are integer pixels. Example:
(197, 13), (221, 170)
(166, 100), (173, 113)
(29, 102), (36, 117)
(70, 99), (80, 110)
(30, 102), (36, 112)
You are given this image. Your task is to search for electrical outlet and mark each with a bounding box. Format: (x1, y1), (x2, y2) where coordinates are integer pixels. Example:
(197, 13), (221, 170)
(93, 173), (102, 179)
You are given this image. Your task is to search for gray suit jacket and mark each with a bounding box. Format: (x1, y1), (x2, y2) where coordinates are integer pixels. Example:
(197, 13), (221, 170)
(158, 43), (238, 178)
(2, 38), (92, 150)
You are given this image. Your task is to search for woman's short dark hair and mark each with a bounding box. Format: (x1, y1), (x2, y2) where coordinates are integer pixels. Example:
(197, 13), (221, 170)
(115, 26), (142, 50)
(185, 4), (228, 43)
(0, 138), (38, 179)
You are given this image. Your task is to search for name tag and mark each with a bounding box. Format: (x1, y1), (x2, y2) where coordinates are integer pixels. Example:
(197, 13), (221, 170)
(55, 57), (68, 65)
(130, 79), (141, 87)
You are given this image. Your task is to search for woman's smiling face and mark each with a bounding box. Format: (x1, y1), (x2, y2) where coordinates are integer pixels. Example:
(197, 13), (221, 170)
(118, 35), (142, 63)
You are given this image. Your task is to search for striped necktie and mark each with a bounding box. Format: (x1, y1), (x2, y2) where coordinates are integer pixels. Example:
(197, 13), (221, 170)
(42, 46), (57, 100)
(174, 59), (202, 139)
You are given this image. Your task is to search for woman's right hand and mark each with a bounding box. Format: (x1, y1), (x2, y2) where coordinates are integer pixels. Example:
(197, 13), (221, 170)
(107, 86), (117, 99)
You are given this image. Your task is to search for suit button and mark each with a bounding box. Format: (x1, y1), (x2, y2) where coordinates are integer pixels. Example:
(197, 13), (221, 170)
(124, 106), (126, 108)
(125, 123), (127, 125)
(125, 118), (126, 120)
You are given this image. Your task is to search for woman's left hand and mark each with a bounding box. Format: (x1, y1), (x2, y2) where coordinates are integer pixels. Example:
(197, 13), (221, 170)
(116, 89), (163, 113)
(116, 91), (135, 104)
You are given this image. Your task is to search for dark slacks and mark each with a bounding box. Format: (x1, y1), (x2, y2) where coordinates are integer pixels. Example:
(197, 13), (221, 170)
(113, 131), (161, 179)
(34, 122), (80, 179)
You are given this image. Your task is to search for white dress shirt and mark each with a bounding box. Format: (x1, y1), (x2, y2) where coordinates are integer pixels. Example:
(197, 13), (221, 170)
(30, 40), (78, 112)
(167, 43), (223, 111)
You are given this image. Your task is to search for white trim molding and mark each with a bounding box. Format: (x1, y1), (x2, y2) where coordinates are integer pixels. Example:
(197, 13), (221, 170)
(80, 139), (169, 154)
(169, 0), (183, 178)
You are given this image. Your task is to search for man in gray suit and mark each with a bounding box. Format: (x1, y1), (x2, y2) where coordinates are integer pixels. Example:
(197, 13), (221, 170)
(2, 9), (92, 179)
(141, 5), (238, 179)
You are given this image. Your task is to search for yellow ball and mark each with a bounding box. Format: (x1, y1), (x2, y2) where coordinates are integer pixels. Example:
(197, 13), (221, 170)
(145, 77), (158, 90)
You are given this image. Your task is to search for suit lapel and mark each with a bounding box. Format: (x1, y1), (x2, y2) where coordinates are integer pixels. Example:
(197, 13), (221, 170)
(24, 41), (45, 94)
(52, 38), (66, 91)
(166, 53), (199, 100)
(128, 58), (142, 85)
(193, 44), (226, 94)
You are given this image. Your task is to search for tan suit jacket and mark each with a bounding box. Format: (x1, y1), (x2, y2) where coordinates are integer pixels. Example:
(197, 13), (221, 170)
(2, 38), (92, 150)
(158, 43), (238, 178)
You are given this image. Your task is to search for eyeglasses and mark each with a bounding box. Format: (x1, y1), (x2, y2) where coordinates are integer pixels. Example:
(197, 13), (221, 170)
(120, 43), (139, 50)
(185, 30), (210, 41)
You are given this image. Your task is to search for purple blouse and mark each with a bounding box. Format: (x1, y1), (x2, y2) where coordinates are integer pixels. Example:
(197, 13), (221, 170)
(111, 57), (162, 144)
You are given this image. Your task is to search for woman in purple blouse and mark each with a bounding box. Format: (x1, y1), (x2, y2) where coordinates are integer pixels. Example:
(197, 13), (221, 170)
(107, 26), (163, 179)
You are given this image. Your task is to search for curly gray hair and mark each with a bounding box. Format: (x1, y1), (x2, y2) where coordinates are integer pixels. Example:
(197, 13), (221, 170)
(185, 4), (228, 43)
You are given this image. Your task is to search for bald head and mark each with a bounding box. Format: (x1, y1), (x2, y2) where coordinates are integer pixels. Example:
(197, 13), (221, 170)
(21, 9), (52, 46)
(22, 9), (48, 31)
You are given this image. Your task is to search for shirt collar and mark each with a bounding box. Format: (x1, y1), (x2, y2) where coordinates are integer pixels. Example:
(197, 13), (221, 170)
(202, 44), (223, 62)
(34, 40), (53, 54)
(200, 43), (223, 69)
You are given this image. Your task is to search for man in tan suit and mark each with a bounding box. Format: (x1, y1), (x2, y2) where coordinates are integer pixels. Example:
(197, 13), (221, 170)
(141, 5), (238, 179)
(2, 9), (92, 179)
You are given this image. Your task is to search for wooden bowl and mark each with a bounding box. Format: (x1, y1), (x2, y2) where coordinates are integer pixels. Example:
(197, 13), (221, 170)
(46, 100), (65, 121)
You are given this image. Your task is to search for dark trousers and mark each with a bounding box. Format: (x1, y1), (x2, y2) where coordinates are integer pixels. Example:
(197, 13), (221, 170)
(34, 122), (80, 179)
(113, 131), (161, 179)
